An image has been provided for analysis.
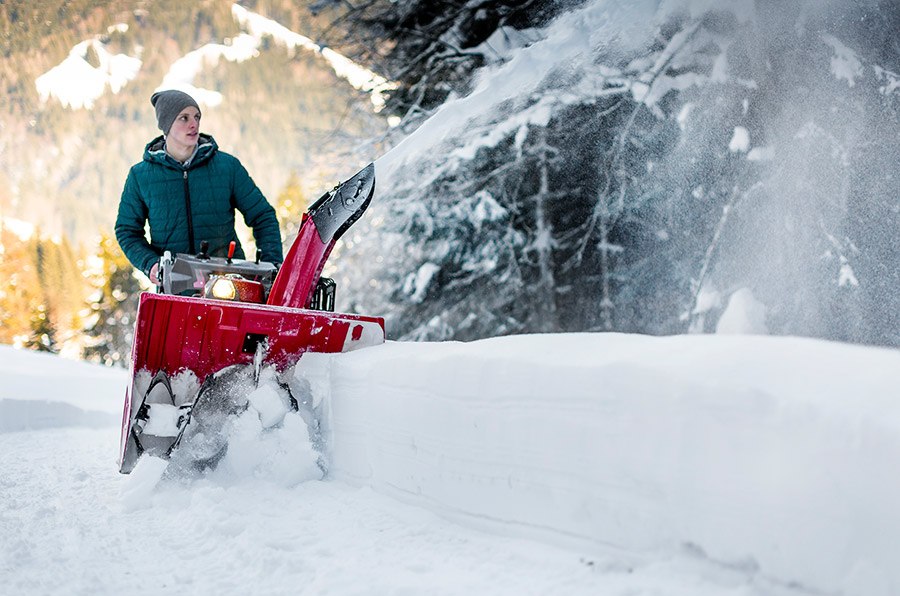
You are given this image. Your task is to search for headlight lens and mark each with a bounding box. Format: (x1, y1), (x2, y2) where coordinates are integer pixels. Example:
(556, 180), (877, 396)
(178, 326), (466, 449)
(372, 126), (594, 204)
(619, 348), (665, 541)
(210, 278), (237, 300)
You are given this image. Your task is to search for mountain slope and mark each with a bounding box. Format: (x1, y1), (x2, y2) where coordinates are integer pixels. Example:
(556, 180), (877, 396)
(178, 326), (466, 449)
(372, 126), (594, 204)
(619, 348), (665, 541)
(0, 0), (388, 247)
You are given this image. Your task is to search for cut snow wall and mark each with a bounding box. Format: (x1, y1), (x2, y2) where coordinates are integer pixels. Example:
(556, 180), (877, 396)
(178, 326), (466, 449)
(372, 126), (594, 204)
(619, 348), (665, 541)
(0, 346), (126, 433)
(318, 333), (900, 596)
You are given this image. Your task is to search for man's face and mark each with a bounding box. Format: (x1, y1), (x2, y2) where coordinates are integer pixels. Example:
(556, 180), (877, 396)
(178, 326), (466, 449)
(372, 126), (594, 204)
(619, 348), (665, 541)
(168, 106), (201, 149)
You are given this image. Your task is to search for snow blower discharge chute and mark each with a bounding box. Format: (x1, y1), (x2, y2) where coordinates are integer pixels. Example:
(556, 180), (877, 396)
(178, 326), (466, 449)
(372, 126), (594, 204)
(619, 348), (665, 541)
(118, 163), (383, 473)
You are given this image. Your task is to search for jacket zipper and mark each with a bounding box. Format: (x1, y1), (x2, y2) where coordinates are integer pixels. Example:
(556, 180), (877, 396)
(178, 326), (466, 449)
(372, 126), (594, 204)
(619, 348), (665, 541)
(183, 170), (195, 254)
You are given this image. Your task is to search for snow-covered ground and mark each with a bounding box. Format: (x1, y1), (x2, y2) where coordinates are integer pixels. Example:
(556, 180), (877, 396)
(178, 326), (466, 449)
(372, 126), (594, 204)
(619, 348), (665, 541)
(1, 334), (897, 596)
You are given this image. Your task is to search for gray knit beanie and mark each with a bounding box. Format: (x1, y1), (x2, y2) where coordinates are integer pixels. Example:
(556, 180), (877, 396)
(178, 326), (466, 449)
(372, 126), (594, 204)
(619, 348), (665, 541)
(150, 90), (200, 135)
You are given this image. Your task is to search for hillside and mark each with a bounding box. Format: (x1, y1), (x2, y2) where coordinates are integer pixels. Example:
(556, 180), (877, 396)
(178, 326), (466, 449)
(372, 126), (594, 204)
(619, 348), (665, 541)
(0, 0), (390, 249)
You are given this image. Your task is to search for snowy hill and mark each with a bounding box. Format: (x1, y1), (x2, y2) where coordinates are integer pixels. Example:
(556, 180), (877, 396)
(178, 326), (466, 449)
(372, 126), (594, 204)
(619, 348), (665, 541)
(34, 24), (141, 110)
(2, 335), (897, 595)
(2, 1), (387, 246)
(34, 4), (390, 112)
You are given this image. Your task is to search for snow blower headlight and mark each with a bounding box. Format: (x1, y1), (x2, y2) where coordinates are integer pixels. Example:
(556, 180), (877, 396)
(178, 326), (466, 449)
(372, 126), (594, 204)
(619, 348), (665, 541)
(210, 277), (237, 300)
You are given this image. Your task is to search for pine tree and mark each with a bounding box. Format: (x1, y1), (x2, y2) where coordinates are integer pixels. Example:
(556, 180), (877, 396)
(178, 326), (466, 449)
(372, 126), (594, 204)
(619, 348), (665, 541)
(0, 227), (41, 346)
(25, 304), (57, 353)
(275, 170), (308, 243)
(82, 234), (142, 367)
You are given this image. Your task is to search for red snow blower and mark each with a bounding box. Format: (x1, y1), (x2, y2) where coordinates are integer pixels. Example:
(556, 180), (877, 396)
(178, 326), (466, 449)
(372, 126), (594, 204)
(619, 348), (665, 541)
(118, 163), (383, 473)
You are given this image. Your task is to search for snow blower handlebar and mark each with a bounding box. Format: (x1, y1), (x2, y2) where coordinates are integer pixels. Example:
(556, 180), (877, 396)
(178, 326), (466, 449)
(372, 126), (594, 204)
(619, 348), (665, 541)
(159, 249), (278, 298)
(157, 163), (375, 305)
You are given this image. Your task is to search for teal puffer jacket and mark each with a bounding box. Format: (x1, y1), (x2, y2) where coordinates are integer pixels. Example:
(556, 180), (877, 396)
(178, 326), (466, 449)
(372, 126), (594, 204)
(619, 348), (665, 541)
(115, 134), (283, 277)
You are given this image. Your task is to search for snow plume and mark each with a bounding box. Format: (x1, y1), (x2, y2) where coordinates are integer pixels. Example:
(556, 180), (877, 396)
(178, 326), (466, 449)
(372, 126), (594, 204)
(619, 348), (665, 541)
(634, 0), (896, 344)
(121, 362), (323, 503)
(377, 0), (662, 180)
(363, 0), (900, 344)
(681, 0), (887, 341)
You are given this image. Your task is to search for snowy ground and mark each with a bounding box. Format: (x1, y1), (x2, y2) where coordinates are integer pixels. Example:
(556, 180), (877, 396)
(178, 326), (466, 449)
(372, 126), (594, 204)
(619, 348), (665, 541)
(16, 1), (900, 592)
(1, 334), (897, 596)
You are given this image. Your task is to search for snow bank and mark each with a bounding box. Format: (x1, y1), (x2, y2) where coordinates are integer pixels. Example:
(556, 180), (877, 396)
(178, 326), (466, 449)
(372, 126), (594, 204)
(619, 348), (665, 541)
(0, 346), (125, 433)
(318, 333), (900, 596)
(2, 333), (897, 595)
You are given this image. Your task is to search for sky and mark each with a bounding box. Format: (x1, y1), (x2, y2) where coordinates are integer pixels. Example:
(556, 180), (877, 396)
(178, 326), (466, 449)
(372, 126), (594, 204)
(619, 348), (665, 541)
(1, 331), (898, 596)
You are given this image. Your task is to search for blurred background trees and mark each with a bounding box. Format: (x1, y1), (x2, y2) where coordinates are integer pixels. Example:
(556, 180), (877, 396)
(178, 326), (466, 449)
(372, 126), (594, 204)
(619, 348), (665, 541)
(4, 0), (900, 361)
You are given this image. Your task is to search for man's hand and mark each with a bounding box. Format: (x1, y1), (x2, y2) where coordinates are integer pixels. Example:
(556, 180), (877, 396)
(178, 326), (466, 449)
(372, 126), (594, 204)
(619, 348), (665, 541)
(148, 262), (161, 285)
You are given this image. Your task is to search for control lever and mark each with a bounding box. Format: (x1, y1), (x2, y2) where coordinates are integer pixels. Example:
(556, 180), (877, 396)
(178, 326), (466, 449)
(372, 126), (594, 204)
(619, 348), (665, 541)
(198, 240), (210, 260)
(227, 241), (236, 264)
(159, 251), (173, 294)
(255, 248), (262, 264)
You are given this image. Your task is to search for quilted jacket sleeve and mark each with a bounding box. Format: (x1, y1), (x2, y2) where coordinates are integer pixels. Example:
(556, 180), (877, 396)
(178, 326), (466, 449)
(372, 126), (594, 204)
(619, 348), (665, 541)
(115, 167), (160, 277)
(231, 159), (284, 264)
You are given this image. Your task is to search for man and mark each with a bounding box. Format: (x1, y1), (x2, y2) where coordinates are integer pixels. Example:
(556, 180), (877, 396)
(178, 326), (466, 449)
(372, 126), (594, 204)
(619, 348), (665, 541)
(115, 89), (282, 284)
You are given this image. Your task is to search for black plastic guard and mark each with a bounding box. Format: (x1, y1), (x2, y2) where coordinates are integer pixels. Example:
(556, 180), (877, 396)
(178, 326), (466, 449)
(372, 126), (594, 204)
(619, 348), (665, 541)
(309, 163), (375, 244)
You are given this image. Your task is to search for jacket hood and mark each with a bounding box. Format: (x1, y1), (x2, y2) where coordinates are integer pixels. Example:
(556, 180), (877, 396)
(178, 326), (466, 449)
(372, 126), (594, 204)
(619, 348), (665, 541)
(143, 133), (218, 169)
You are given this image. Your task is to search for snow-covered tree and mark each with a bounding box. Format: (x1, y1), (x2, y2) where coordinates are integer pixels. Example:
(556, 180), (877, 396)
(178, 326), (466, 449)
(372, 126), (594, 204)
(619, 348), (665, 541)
(82, 234), (142, 367)
(337, 0), (900, 346)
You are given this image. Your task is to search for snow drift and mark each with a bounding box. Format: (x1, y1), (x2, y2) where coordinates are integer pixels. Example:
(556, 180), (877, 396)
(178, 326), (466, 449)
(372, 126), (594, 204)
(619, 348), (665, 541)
(0, 346), (123, 432)
(2, 334), (898, 595)
(314, 333), (900, 596)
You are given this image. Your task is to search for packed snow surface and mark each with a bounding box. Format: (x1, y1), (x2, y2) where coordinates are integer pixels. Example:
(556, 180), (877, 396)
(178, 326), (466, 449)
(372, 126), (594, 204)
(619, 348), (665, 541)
(1, 333), (897, 596)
